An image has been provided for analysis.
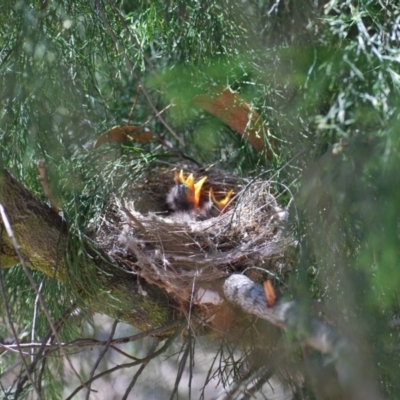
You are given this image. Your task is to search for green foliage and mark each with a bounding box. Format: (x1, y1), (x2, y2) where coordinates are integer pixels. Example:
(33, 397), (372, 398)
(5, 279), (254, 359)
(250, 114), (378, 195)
(310, 1), (400, 143)
(290, 3), (400, 396)
(2, 0), (400, 398)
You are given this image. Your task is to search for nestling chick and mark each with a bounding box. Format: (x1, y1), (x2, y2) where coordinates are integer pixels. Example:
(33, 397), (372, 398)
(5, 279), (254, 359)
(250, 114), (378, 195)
(201, 187), (234, 217)
(167, 170), (207, 212)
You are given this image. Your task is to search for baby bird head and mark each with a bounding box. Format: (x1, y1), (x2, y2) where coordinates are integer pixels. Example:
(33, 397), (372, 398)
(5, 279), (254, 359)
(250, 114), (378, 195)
(167, 170), (207, 211)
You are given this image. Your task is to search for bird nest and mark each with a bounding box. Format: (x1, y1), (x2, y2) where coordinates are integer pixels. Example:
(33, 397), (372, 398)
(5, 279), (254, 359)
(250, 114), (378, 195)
(97, 167), (295, 306)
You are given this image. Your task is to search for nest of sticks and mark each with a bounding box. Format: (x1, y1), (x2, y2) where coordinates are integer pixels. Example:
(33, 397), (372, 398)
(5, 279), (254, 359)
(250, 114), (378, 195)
(96, 166), (295, 308)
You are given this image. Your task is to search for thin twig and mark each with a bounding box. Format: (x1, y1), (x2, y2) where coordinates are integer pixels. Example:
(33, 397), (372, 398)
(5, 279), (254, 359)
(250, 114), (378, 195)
(31, 279), (45, 361)
(169, 336), (190, 400)
(0, 205), (92, 394)
(140, 85), (185, 145)
(0, 319), (182, 354)
(143, 102), (174, 127)
(85, 319), (119, 400)
(37, 350), (47, 397)
(107, 344), (140, 361)
(187, 271), (197, 331)
(0, 223), (42, 399)
(65, 321), (185, 400)
(26, 303), (76, 377)
(121, 339), (159, 400)
(0, 358), (25, 379)
(127, 86), (142, 125)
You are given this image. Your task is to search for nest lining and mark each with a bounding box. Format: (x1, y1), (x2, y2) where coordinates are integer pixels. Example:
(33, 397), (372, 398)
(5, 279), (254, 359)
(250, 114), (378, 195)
(97, 176), (294, 303)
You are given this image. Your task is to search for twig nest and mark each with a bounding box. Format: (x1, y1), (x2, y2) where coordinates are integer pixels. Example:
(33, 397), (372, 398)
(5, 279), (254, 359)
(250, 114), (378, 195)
(100, 170), (295, 304)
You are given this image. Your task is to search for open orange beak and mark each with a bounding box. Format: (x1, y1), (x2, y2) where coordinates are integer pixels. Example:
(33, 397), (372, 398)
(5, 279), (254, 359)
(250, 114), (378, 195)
(209, 187), (234, 210)
(174, 170), (208, 208)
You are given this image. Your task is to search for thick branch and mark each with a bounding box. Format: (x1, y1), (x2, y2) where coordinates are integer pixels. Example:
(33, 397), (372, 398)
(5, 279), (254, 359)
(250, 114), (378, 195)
(0, 169), (172, 332)
(223, 274), (383, 400)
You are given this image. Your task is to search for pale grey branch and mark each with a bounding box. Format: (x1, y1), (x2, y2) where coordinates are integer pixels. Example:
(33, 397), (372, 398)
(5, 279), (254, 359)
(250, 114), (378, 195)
(223, 274), (384, 400)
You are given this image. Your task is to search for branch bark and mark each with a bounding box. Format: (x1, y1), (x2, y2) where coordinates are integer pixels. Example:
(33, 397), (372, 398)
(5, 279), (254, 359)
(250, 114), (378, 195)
(0, 169), (172, 332)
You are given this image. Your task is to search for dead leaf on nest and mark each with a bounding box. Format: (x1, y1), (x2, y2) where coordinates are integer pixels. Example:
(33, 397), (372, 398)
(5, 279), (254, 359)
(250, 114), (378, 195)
(263, 280), (277, 308)
(94, 125), (153, 149)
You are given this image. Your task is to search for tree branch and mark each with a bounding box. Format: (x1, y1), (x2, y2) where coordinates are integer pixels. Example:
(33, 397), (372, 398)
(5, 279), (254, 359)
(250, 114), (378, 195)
(0, 169), (173, 332)
(223, 274), (384, 400)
